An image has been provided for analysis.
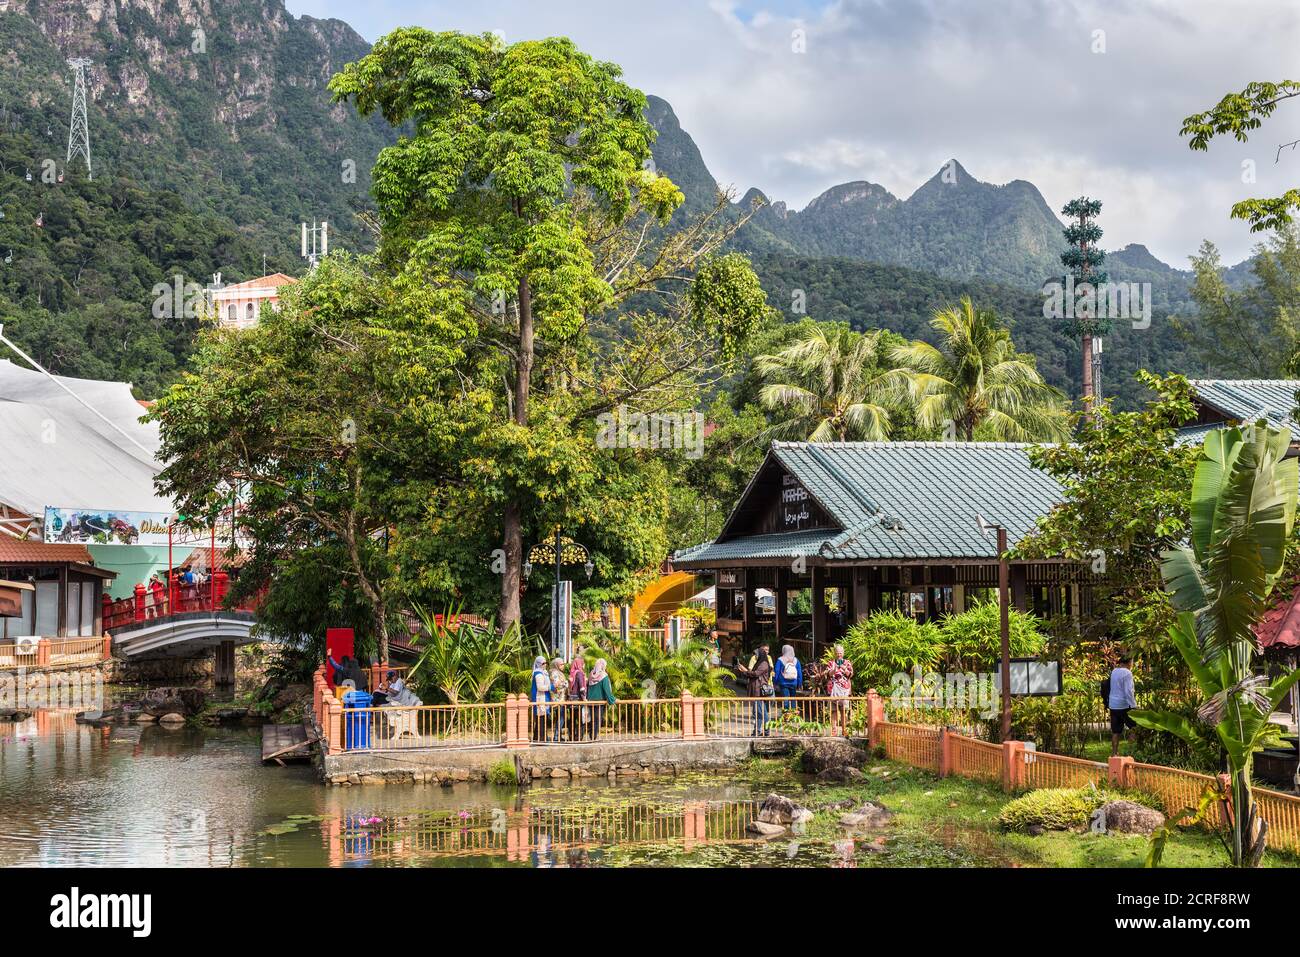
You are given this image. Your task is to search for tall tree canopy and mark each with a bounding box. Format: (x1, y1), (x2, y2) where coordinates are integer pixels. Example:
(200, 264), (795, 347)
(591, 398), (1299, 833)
(330, 30), (768, 634)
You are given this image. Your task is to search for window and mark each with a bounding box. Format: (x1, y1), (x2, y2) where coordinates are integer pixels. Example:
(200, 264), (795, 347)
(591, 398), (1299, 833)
(34, 581), (58, 637)
(227, 304), (237, 322)
(66, 581), (81, 637)
(246, 302), (256, 323)
(81, 583), (96, 636)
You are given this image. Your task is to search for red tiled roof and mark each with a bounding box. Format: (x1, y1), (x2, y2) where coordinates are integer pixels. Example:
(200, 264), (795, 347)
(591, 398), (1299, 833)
(218, 273), (297, 292)
(181, 547), (249, 572)
(1256, 584), (1300, 651)
(0, 537), (95, 564)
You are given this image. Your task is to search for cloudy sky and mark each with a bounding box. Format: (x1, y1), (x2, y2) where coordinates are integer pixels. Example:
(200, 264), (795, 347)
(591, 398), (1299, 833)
(286, 0), (1300, 267)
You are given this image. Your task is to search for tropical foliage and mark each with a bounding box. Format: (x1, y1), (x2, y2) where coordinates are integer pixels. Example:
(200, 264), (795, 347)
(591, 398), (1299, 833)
(577, 631), (731, 699)
(890, 296), (1068, 441)
(1132, 423), (1300, 866)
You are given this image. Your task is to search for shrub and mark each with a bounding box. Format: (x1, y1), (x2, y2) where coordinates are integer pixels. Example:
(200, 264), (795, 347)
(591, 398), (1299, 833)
(487, 757), (518, 786)
(940, 601), (1045, 673)
(843, 610), (942, 690)
(998, 786), (1110, 832)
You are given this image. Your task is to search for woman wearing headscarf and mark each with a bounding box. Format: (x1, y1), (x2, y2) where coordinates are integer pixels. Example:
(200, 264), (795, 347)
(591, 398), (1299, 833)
(529, 655), (552, 741)
(568, 656), (589, 738)
(548, 657), (569, 742)
(773, 644), (803, 708)
(585, 658), (616, 740)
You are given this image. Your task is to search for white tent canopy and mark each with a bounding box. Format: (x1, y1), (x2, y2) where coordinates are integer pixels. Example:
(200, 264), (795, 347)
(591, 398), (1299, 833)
(0, 360), (169, 520)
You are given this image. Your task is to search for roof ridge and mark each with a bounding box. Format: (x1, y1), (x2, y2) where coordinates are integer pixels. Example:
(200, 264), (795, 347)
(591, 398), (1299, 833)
(771, 440), (1037, 449)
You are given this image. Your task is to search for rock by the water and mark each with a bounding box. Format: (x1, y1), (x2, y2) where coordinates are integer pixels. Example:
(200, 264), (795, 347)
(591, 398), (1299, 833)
(271, 683), (309, 712)
(816, 766), (864, 783)
(141, 687), (206, 717)
(1090, 801), (1165, 835)
(746, 820), (787, 838)
(757, 793), (812, 826)
(839, 800), (894, 829)
(157, 712), (186, 725)
(0, 709), (32, 721)
(799, 739), (869, 774)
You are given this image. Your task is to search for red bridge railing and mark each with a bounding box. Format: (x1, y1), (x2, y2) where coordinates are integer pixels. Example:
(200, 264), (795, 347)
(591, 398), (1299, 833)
(102, 573), (264, 633)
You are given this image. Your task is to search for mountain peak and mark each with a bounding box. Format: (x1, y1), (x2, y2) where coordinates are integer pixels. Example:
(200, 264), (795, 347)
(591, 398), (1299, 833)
(804, 180), (898, 213)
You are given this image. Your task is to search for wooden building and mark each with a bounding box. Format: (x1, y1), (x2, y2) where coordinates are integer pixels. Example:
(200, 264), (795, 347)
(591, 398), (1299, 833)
(673, 441), (1089, 661)
(0, 539), (116, 641)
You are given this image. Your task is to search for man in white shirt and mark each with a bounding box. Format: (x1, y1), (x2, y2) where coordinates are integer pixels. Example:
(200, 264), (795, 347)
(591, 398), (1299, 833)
(1108, 655), (1138, 756)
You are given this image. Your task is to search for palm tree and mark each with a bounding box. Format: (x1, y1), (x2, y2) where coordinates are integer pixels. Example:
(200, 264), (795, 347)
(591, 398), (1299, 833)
(754, 325), (901, 441)
(891, 297), (1068, 441)
(1134, 423), (1300, 867)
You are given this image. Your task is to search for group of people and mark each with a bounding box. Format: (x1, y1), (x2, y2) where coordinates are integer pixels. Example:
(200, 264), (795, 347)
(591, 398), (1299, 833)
(144, 566), (211, 618)
(736, 642), (855, 736)
(529, 655), (618, 741)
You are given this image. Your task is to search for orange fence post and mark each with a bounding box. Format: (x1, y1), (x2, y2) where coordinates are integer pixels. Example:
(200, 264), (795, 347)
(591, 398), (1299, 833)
(938, 727), (952, 778)
(1108, 755), (1133, 789)
(866, 689), (884, 748)
(101, 635), (111, 660)
(1001, 740), (1024, 792)
(35, 638), (50, 667)
(325, 695), (343, 755)
(505, 694), (529, 749)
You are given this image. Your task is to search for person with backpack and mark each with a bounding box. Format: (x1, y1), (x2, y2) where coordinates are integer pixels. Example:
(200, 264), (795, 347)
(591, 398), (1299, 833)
(1105, 654), (1138, 756)
(774, 644), (803, 708)
(738, 644), (774, 736)
(529, 655), (552, 741)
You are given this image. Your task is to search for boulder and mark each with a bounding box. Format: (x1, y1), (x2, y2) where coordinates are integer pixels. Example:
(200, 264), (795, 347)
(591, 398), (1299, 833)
(816, 766), (864, 783)
(270, 683), (309, 712)
(1090, 800), (1165, 835)
(746, 820), (787, 838)
(157, 712), (186, 725)
(839, 800), (894, 829)
(799, 738), (869, 774)
(756, 793), (812, 826)
(141, 687), (206, 717)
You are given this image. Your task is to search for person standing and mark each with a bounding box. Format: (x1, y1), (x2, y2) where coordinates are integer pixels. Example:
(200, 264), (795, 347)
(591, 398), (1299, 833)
(773, 644), (803, 709)
(529, 655), (552, 741)
(568, 656), (589, 739)
(1107, 654), (1138, 756)
(585, 658), (616, 740)
(549, 657), (569, 742)
(825, 644), (855, 735)
(738, 644), (774, 736)
(148, 574), (166, 619)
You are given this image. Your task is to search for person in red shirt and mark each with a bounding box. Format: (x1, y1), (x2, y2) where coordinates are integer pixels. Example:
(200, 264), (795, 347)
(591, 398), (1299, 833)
(148, 574), (166, 618)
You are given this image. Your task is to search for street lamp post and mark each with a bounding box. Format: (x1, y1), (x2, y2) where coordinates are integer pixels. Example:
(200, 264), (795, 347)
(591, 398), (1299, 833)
(524, 530), (594, 658)
(978, 515), (1013, 742)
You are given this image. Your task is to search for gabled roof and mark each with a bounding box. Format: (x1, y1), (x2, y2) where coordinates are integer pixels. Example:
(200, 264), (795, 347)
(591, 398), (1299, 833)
(0, 538), (94, 564)
(1178, 379), (1300, 445)
(676, 441), (1064, 564)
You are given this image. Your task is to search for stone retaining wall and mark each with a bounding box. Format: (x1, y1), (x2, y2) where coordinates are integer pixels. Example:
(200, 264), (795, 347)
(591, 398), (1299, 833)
(316, 736), (850, 787)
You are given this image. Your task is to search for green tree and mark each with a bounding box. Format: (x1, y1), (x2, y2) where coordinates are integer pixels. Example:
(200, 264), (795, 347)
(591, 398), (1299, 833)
(148, 255), (475, 662)
(1179, 229), (1300, 378)
(754, 324), (903, 441)
(891, 296), (1068, 441)
(1017, 372), (1198, 676)
(331, 30), (767, 634)
(1181, 80), (1300, 231)
(1133, 423), (1300, 866)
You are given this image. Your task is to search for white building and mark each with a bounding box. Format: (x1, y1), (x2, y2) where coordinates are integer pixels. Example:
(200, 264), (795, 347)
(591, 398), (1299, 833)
(210, 273), (297, 330)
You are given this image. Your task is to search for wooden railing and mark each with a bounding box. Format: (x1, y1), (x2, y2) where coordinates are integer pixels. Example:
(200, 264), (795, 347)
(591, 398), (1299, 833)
(0, 636), (111, 670)
(102, 575), (263, 633)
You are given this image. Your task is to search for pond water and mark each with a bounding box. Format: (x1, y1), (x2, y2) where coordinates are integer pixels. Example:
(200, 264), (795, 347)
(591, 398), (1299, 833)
(0, 703), (1008, 868)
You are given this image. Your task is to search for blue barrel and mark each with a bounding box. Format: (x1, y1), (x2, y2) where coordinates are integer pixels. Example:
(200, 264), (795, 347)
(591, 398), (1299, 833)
(343, 690), (372, 750)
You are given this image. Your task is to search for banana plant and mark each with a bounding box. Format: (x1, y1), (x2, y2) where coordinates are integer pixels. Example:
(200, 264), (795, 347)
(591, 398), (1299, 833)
(1132, 422), (1300, 866)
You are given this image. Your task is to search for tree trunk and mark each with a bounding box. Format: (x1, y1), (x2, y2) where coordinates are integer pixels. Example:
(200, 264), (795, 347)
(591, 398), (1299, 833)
(498, 275), (534, 634)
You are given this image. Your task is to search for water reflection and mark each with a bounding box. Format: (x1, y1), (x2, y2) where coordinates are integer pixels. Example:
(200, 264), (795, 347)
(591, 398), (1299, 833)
(0, 704), (912, 868)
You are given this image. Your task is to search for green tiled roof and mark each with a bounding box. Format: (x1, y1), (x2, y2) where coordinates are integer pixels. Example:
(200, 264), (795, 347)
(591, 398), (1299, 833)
(1178, 380), (1300, 445)
(676, 441), (1064, 564)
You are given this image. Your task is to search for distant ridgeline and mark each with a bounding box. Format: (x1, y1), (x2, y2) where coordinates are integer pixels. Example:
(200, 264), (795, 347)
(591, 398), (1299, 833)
(0, 1), (393, 396)
(0, 2), (1261, 410)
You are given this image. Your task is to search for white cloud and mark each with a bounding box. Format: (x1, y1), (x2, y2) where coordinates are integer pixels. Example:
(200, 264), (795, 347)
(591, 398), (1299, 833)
(287, 0), (1300, 265)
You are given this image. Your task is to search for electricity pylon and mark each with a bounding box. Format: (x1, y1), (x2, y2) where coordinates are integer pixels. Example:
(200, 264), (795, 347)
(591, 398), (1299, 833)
(65, 58), (92, 180)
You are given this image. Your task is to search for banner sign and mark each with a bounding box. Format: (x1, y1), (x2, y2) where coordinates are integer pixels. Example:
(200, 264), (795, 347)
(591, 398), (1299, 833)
(44, 507), (174, 546)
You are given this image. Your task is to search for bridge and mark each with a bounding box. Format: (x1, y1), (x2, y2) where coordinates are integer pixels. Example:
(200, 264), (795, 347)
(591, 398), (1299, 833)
(103, 574), (262, 685)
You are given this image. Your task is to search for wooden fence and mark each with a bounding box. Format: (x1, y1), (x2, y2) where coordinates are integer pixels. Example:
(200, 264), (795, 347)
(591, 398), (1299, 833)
(0, 636), (111, 671)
